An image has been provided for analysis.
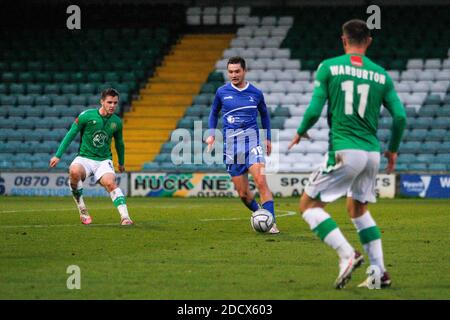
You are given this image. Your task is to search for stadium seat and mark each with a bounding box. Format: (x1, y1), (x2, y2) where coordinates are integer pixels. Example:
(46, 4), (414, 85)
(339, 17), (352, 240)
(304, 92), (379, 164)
(8, 106), (26, 117)
(400, 141), (422, 153)
(427, 129), (447, 141)
(434, 117), (450, 129)
(14, 161), (33, 170)
(409, 163), (428, 171)
(43, 84), (59, 95)
(142, 162), (160, 170)
(27, 84), (43, 95)
(9, 83), (26, 95)
(418, 105), (440, 117)
(428, 163), (447, 171)
(35, 95), (52, 106)
(437, 106), (450, 117)
(1, 95), (17, 106)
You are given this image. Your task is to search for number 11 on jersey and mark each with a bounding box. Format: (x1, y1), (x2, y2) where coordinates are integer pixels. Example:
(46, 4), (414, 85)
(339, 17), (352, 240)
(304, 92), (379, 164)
(341, 80), (370, 118)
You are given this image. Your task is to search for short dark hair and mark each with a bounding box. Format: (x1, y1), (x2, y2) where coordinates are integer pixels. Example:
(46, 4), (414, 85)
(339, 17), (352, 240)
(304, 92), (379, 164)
(227, 56), (246, 70)
(342, 19), (371, 45)
(101, 88), (119, 100)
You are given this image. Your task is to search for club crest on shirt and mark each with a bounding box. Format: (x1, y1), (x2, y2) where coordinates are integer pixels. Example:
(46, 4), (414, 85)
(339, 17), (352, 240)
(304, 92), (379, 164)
(110, 123), (117, 130)
(227, 115), (235, 124)
(224, 96), (233, 100)
(249, 96), (255, 102)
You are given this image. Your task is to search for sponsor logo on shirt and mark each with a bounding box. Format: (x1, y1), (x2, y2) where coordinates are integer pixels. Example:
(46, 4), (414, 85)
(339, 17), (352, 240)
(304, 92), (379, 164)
(92, 130), (108, 148)
(350, 55), (363, 67)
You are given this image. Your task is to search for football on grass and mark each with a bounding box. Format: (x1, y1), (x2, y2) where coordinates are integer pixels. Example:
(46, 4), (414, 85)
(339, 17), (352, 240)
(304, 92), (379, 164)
(251, 209), (274, 233)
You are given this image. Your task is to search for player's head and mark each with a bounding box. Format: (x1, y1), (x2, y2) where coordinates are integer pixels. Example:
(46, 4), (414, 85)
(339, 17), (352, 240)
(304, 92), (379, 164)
(341, 19), (372, 52)
(227, 56), (247, 87)
(100, 88), (119, 116)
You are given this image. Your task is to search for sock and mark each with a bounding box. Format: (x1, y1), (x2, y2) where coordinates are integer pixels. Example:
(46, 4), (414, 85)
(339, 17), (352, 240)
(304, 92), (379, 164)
(242, 198), (260, 212)
(352, 211), (385, 273)
(303, 208), (354, 260)
(71, 180), (86, 211)
(262, 200), (276, 222)
(110, 188), (129, 219)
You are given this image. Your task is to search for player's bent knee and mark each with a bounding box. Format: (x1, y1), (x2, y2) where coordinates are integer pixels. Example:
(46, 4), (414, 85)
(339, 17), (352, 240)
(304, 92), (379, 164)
(69, 165), (85, 181)
(253, 175), (267, 190)
(104, 180), (117, 191)
(299, 192), (324, 214)
(299, 200), (309, 214)
(100, 175), (117, 192)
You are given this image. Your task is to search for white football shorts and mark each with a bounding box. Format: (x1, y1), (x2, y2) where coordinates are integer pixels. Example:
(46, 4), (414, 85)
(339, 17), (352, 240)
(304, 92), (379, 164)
(304, 149), (380, 203)
(70, 156), (115, 182)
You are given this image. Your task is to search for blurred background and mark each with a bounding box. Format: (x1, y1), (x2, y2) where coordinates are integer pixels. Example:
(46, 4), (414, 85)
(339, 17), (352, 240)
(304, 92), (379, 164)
(0, 0), (448, 179)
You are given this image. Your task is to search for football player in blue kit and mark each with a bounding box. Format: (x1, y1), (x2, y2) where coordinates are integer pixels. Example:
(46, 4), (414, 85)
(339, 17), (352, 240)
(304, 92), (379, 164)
(206, 56), (280, 234)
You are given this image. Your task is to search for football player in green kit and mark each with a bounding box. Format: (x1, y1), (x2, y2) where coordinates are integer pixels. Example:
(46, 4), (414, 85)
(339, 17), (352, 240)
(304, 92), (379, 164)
(288, 20), (406, 289)
(50, 88), (133, 226)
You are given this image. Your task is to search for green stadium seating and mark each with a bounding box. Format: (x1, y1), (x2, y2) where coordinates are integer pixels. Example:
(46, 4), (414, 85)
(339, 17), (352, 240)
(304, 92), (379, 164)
(9, 83), (26, 95)
(1, 95), (16, 105)
(27, 84), (43, 95)
(429, 163), (447, 171)
(409, 163), (428, 171)
(17, 95), (35, 106)
(142, 162), (160, 171)
(8, 106), (26, 117)
(1, 72), (16, 83)
(61, 84), (78, 95)
(35, 95), (52, 106)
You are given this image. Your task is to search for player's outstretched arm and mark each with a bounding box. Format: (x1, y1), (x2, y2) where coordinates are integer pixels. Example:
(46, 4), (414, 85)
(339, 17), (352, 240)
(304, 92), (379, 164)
(207, 93), (221, 153)
(381, 74), (406, 174)
(49, 156), (60, 168)
(257, 93), (272, 152)
(287, 132), (310, 151)
(265, 140), (272, 156)
(114, 122), (125, 172)
(383, 73), (407, 156)
(384, 151), (398, 174)
(50, 121), (80, 168)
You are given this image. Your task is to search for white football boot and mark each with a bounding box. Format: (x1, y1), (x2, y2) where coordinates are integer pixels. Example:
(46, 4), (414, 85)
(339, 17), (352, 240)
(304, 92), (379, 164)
(334, 251), (364, 289)
(79, 207), (92, 225)
(268, 223), (280, 234)
(120, 217), (134, 226)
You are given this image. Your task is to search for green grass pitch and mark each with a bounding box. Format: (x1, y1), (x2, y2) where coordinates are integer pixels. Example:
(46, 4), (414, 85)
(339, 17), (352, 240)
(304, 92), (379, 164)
(0, 196), (448, 299)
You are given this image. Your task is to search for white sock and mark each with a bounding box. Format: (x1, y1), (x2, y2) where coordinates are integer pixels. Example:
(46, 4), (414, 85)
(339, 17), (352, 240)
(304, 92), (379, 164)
(110, 188), (129, 219)
(352, 211), (385, 273)
(72, 181), (86, 211)
(303, 208), (354, 260)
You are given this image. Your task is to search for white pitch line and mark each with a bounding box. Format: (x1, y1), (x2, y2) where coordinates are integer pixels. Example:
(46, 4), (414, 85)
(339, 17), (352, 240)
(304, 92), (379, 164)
(0, 223), (121, 229)
(199, 210), (297, 222)
(0, 210), (298, 229)
(0, 204), (204, 214)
